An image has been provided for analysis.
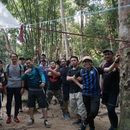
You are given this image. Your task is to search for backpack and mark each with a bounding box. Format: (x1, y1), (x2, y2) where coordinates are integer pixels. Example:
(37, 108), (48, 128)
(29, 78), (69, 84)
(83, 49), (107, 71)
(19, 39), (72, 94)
(6, 64), (23, 77)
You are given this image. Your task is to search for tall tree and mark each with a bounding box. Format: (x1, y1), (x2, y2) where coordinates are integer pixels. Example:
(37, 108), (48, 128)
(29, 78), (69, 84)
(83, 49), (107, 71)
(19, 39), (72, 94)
(118, 0), (130, 130)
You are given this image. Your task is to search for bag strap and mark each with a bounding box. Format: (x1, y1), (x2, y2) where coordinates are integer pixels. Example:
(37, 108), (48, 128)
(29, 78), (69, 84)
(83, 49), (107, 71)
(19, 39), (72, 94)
(7, 64), (22, 76)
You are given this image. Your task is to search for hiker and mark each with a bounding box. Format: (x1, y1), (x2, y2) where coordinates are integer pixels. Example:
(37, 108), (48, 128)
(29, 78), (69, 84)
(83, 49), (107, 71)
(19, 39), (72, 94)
(74, 55), (120, 130)
(46, 61), (63, 110)
(101, 50), (120, 130)
(59, 58), (70, 120)
(67, 56), (86, 126)
(5, 53), (24, 124)
(21, 58), (51, 128)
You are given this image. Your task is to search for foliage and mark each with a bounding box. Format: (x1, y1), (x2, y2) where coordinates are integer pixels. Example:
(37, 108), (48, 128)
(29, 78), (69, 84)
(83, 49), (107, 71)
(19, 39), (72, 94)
(0, 0), (119, 65)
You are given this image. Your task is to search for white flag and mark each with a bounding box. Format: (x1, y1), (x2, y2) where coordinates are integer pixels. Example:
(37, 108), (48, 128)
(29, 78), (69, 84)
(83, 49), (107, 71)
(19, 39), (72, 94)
(0, 2), (20, 29)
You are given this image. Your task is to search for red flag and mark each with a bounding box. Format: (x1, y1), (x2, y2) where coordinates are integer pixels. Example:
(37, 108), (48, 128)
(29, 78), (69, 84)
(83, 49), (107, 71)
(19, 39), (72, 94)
(18, 24), (24, 42)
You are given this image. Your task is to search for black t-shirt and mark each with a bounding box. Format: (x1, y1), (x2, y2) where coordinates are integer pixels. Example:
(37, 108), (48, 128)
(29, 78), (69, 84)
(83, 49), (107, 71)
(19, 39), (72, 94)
(67, 66), (82, 93)
(60, 66), (69, 85)
(102, 62), (120, 94)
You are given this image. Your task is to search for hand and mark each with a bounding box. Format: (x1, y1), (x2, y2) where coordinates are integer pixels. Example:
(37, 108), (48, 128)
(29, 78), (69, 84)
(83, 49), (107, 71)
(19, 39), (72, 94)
(0, 83), (3, 92)
(0, 83), (2, 88)
(20, 88), (25, 95)
(114, 55), (120, 63)
(25, 68), (31, 74)
(39, 82), (45, 88)
(4, 87), (7, 94)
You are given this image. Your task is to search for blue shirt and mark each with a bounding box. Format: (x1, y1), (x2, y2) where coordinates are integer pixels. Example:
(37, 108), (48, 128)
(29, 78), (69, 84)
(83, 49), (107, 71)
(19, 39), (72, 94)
(78, 67), (103, 96)
(22, 66), (46, 89)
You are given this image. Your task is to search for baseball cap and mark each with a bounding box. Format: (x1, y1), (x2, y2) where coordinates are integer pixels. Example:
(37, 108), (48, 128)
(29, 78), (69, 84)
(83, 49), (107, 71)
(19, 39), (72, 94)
(103, 49), (113, 54)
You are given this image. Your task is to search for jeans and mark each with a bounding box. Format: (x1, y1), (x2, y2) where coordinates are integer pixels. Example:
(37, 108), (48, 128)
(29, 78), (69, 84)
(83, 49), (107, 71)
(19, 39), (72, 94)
(6, 88), (21, 117)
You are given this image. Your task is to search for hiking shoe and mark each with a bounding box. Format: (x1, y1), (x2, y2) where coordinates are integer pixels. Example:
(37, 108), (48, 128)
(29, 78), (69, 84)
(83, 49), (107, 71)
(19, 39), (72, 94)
(6, 117), (11, 124)
(72, 119), (81, 125)
(44, 120), (51, 128)
(78, 122), (87, 130)
(27, 118), (34, 125)
(63, 113), (70, 120)
(14, 117), (20, 123)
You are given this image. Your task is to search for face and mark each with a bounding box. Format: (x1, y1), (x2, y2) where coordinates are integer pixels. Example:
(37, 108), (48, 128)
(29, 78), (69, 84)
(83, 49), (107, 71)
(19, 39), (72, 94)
(70, 58), (78, 67)
(50, 62), (56, 69)
(26, 60), (33, 68)
(11, 54), (18, 63)
(41, 59), (46, 66)
(60, 59), (66, 67)
(104, 52), (113, 62)
(82, 59), (92, 68)
(19, 59), (25, 65)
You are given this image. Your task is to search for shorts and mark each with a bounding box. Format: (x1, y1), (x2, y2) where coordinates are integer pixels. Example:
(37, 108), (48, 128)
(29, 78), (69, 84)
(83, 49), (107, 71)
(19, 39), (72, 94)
(28, 89), (47, 108)
(102, 92), (119, 107)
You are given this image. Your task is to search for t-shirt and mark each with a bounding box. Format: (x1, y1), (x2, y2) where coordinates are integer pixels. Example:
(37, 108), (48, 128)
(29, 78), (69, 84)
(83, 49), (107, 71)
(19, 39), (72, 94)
(67, 66), (82, 93)
(102, 62), (120, 94)
(76, 67), (103, 96)
(6, 64), (24, 88)
(60, 66), (69, 85)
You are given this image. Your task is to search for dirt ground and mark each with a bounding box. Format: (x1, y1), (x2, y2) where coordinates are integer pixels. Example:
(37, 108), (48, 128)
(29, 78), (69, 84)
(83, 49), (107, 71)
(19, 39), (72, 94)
(0, 92), (120, 130)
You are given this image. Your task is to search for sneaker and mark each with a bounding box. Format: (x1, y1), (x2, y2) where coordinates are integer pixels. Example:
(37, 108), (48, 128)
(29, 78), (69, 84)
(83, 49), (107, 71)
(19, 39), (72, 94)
(27, 118), (34, 125)
(63, 113), (70, 120)
(78, 122), (87, 130)
(44, 120), (51, 128)
(72, 119), (81, 125)
(14, 117), (20, 123)
(6, 116), (11, 124)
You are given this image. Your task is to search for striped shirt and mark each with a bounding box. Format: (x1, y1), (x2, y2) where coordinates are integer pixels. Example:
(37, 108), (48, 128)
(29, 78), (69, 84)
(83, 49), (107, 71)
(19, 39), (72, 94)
(79, 67), (103, 96)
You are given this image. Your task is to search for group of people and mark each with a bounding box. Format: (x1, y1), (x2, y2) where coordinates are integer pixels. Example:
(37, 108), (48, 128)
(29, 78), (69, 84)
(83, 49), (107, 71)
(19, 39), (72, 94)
(0, 49), (120, 130)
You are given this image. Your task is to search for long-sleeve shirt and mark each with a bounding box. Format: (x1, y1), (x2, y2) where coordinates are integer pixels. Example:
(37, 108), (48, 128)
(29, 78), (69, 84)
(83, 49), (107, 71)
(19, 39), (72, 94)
(22, 66), (46, 89)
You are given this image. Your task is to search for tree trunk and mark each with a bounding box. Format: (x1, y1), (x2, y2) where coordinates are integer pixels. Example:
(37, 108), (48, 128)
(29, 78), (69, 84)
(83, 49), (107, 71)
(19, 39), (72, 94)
(60, 0), (69, 59)
(118, 0), (130, 130)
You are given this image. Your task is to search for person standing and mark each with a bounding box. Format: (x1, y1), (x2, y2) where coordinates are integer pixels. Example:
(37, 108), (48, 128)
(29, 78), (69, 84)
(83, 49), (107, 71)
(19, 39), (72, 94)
(101, 50), (120, 130)
(46, 61), (63, 109)
(21, 58), (51, 128)
(59, 58), (70, 120)
(67, 56), (86, 125)
(75, 56), (103, 130)
(5, 53), (24, 124)
(75, 55), (120, 130)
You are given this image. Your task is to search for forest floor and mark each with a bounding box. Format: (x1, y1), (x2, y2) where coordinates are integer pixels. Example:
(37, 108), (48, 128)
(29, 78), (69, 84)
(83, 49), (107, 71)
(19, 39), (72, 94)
(0, 92), (120, 130)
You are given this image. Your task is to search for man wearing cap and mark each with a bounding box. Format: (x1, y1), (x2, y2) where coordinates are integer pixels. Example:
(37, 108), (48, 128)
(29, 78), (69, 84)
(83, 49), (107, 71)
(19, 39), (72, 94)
(75, 55), (120, 130)
(101, 49), (120, 130)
